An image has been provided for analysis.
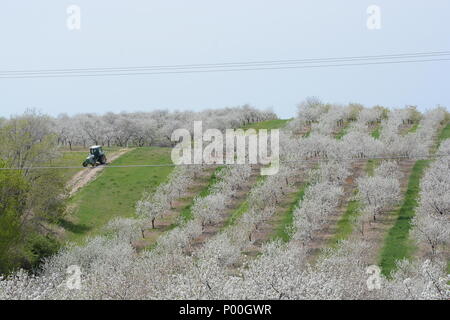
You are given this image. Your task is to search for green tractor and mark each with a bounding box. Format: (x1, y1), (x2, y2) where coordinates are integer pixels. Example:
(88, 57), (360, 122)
(82, 145), (107, 167)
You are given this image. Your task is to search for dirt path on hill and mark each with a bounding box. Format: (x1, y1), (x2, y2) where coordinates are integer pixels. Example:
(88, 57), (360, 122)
(66, 148), (132, 197)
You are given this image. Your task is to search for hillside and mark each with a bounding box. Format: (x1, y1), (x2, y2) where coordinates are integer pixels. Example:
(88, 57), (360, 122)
(62, 147), (174, 242)
(1, 104), (449, 300)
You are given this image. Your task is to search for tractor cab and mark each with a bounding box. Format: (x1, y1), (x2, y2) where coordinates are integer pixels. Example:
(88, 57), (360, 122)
(83, 145), (107, 167)
(90, 146), (103, 156)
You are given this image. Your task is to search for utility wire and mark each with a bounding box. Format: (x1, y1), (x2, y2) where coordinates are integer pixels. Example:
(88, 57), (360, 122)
(0, 51), (449, 79)
(1, 51), (449, 74)
(1, 58), (449, 79)
(1, 154), (448, 171)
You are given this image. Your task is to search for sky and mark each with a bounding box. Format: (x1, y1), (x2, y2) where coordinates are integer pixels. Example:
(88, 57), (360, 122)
(0, 0), (449, 119)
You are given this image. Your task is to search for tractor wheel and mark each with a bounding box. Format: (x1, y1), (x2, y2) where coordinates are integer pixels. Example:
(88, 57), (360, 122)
(100, 155), (107, 165)
(82, 162), (88, 168)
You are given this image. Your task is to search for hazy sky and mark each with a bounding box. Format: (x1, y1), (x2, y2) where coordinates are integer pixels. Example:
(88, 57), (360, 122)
(0, 1), (449, 119)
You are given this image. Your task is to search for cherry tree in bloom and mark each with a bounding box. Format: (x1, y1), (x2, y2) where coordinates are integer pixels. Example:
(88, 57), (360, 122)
(356, 174), (401, 221)
(50, 106), (277, 148)
(312, 104), (354, 136)
(355, 107), (383, 129)
(136, 166), (200, 230)
(411, 142), (450, 256)
(297, 97), (329, 123)
(340, 132), (385, 159)
(385, 259), (449, 300)
(291, 161), (349, 245)
(293, 182), (344, 244)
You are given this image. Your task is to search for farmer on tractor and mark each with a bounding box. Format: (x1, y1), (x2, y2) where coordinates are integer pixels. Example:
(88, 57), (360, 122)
(82, 145), (107, 167)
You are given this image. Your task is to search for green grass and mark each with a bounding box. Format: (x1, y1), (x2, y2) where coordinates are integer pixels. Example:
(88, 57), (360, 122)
(429, 122), (450, 154)
(63, 147), (173, 242)
(59, 146), (122, 152)
(48, 151), (87, 183)
(328, 158), (378, 247)
(223, 176), (267, 228)
(400, 122), (420, 136)
(329, 200), (360, 246)
(224, 200), (249, 228)
(437, 123), (450, 147)
(179, 202), (195, 222)
(365, 159), (381, 177)
(48, 147), (126, 183)
(241, 119), (291, 131)
(407, 123), (420, 134)
(371, 126), (381, 139)
(379, 160), (429, 276)
(272, 183), (308, 242)
(335, 125), (349, 140)
(179, 166), (224, 222)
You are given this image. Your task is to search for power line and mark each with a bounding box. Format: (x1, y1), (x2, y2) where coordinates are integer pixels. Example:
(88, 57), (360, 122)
(1, 51), (449, 79)
(1, 51), (449, 74)
(1, 154), (448, 171)
(1, 58), (449, 79)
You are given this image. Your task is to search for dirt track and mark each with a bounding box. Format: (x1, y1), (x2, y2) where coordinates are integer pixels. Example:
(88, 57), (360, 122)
(66, 149), (131, 197)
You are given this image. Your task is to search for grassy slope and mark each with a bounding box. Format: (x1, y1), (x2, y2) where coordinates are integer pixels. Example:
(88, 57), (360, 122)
(219, 119), (291, 227)
(258, 117), (312, 241)
(59, 146), (122, 152)
(329, 200), (360, 246)
(328, 158), (379, 246)
(179, 166), (224, 222)
(223, 175), (266, 228)
(365, 159), (381, 177)
(406, 123), (420, 134)
(437, 123), (450, 147)
(224, 200), (249, 228)
(241, 119), (291, 131)
(379, 122), (449, 275)
(63, 147), (173, 242)
(379, 160), (429, 276)
(272, 183), (308, 242)
(371, 126), (381, 139)
(335, 123), (350, 140)
(50, 147), (123, 184)
(49, 151), (87, 184)
(61, 119), (289, 242)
